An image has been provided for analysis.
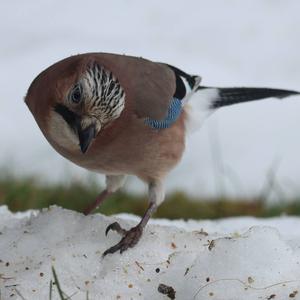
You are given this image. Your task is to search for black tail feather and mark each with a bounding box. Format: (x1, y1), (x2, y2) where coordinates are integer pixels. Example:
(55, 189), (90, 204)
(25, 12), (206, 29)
(197, 86), (299, 109)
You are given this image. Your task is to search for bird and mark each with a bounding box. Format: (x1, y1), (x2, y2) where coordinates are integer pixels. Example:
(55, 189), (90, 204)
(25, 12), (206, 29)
(25, 52), (299, 256)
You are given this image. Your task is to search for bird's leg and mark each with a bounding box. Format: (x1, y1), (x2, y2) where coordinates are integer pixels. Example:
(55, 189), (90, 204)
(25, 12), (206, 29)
(83, 189), (111, 215)
(103, 180), (164, 256)
(83, 175), (126, 215)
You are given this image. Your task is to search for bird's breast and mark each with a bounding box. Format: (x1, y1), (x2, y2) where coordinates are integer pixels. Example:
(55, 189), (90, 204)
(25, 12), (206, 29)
(46, 112), (187, 181)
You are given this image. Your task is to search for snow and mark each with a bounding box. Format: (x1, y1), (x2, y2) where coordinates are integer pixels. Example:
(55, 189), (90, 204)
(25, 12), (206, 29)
(1, 206), (300, 299)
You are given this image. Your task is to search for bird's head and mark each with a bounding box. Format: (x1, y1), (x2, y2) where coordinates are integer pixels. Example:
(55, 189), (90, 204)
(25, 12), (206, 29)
(25, 55), (126, 154)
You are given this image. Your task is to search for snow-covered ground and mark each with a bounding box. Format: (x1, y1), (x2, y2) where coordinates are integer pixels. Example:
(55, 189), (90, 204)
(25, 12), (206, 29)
(1, 205), (300, 299)
(1, 1), (300, 200)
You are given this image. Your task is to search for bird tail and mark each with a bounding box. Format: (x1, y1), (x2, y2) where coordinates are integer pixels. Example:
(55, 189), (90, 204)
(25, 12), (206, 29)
(184, 86), (299, 133)
(196, 86), (299, 109)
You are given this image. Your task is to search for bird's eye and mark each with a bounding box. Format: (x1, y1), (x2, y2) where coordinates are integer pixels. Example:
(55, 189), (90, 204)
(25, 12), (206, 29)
(70, 84), (82, 104)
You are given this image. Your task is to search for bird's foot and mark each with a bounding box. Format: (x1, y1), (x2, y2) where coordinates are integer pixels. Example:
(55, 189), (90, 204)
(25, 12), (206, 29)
(103, 222), (143, 257)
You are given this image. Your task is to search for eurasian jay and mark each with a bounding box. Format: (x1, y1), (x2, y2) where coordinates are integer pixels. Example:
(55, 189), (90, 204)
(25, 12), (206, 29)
(25, 53), (299, 256)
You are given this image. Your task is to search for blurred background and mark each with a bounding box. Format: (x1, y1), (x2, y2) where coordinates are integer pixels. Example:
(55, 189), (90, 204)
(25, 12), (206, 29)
(0, 0), (300, 218)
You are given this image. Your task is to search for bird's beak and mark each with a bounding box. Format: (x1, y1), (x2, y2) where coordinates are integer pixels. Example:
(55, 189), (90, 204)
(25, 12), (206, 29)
(78, 124), (96, 153)
(53, 104), (96, 153)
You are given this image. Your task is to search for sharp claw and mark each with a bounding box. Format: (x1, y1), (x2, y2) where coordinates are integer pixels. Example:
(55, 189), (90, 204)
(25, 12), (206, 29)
(102, 250), (109, 257)
(120, 247), (126, 254)
(105, 222), (116, 236)
(102, 242), (123, 257)
(102, 249), (112, 257)
(102, 247), (113, 257)
(118, 245), (127, 254)
(105, 222), (127, 236)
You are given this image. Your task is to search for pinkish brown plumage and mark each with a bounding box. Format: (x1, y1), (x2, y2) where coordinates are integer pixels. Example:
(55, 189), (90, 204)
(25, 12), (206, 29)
(25, 52), (299, 255)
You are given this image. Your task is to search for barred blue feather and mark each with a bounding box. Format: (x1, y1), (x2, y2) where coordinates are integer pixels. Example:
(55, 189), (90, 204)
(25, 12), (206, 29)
(144, 98), (182, 129)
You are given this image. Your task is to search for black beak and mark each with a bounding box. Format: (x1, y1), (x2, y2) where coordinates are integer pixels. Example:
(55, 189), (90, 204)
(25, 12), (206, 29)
(78, 124), (96, 153)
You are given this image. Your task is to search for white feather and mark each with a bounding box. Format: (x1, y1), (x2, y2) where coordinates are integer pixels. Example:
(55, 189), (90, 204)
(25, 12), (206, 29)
(184, 88), (219, 134)
(181, 75), (202, 105)
(48, 110), (79, 151)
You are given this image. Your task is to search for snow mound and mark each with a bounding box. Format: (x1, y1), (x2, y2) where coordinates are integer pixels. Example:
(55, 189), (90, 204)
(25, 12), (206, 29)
(1, 205), (300, 299)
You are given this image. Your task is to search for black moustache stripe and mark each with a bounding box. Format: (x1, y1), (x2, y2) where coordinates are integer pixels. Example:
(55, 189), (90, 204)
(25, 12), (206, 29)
(54, 104), (80, 133)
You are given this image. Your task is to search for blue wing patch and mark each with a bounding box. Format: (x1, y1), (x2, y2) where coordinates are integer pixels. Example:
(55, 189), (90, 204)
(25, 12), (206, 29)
(144, 98), (182, 130)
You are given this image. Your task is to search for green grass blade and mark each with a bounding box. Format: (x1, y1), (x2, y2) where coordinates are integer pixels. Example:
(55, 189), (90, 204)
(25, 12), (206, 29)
(52, 266), (66, 300)
(49, 279), (53, 300)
